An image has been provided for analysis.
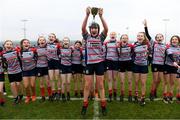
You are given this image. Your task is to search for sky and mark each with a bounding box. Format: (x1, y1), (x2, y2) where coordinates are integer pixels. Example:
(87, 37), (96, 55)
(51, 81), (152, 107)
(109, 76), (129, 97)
(0, 0), (180, 44)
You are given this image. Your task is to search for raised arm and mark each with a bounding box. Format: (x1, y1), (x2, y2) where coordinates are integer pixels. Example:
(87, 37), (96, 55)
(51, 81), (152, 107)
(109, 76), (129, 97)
(143, 19), (152, 41)
(82, 7), (91, 34)
(99, 8), (108, 36)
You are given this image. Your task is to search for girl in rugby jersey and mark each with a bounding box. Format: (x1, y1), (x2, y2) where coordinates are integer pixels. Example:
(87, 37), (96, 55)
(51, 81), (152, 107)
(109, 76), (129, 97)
(164, 35), (180, 103)
(132, 32), (150, 106)
(20, 39), (37, 103)
(0, 46), (5, 106)
(143, 19), (167, 101)
(59, 37), (72, 101)
(2, 40), (23, 105)
(36, 36), (52, 102)
(118, 34), (133, 102)
(81, 7), (108, 116)
(47, 33), (61, 100)
(104, 32), (119, 102)
(71, 40), (84, 98)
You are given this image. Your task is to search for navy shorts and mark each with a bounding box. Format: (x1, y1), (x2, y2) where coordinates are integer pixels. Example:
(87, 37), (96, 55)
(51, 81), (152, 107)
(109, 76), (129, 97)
(60, 65), (72, 74)
(164, 65), (177, 74)
(8, 72), (22, 83)
(84, 62), (104, 75)
(72, 64), (83, 74)
(37, 67), (48, 77)
(48, 60), (60, 70)
(119, 60), (133, 72)
(0, 73), (5, 82)
(105, 60), (119, 71)
(151, 64), (164, 72)
(22, 68), (37, 77)
(133, 64), (148, 74)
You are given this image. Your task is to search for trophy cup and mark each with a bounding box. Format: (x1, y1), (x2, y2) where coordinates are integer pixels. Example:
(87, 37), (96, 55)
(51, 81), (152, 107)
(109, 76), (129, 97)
(91, 7), (99, 20)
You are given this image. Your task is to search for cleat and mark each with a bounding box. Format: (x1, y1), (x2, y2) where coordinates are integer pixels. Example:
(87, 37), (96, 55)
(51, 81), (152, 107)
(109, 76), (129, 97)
(74, 92), (78, 97)
(81, 106), (87, 116)
(67, 93), (70, 101)
(51, 93), (56, 101)
(134, 96), (139, 103)
(108, 94), (112, 102)
(168, 97), (173, 104)
(62, 94), (66, 102)
(140, 98), (146, 106)
(13, 96), (19, 105)
(163, 97), (169, 104)
(40, 96), (46, 103)
(113, 92), (117, 100)
(149, 93), (154, 101)
(128, 96), (133, 102)
(80, 92), (83, 98)
(55, 93), (61, 101)
(18, 95), (23, 103)
(101, 106), (107, 116)
(120, 95), (124, 102)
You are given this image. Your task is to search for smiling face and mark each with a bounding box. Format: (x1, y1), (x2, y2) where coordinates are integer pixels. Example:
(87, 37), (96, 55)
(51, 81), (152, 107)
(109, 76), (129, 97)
(137, 32), (145, 43)
(38, 37), (46, 47)
(90, 27), (99, 37)
(155, 34), (164, 43)
(110, 32), (117, 39)
(22, 40), (30, 49)
(74, 42), (81, 49)
(63, 37), (70, 48)
(48, 33), (56, 43)
(4, 40), (13, 51)
(170, 36), (180, 46)
(120, 34), (129, 46)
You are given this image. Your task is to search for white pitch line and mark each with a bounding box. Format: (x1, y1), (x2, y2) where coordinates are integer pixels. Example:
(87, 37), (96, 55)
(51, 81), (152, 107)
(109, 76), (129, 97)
(7, 95), (177, 101)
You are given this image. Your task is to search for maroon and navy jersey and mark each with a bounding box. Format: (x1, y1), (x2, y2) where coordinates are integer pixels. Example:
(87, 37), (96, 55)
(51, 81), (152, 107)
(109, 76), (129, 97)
(165, 45), (180, 66)
(105, 40), (119, 61)
(46, 43), (60, 61)
(133, 42), (150, 66)
(83, 32), (106, 64)
(150, 41), (167, 65)
(71, 46), (82, 64)
(118, 43), (133, 61)
(3, 50), (22, 74)
(20, 48), (36, 71)
(59, 47), (72, 66)
(36, 46), (48, 68)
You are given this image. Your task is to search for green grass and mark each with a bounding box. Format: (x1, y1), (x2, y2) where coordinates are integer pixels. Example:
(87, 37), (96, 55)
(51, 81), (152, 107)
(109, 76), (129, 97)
(0, 68), (180, 119)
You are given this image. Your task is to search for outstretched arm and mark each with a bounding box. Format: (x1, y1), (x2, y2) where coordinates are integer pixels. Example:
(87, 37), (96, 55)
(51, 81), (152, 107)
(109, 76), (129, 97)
(82, 7), (91, 34)
(143, 19), (152, 41)
(99, 8), (108, 36)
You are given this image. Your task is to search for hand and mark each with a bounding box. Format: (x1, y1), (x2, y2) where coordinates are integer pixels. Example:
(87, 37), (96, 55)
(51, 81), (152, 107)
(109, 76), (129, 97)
(86, 7), (91, 16)
(143, 19), (147, 27)
(98, 8), (103, 17)
(173, 62), (178, 68)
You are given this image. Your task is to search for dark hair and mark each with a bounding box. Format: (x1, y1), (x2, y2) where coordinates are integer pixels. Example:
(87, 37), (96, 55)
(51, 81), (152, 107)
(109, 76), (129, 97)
(20, 39), (30, 50)
(74, 40), (82, 46)
(170, 35), (180, 45)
